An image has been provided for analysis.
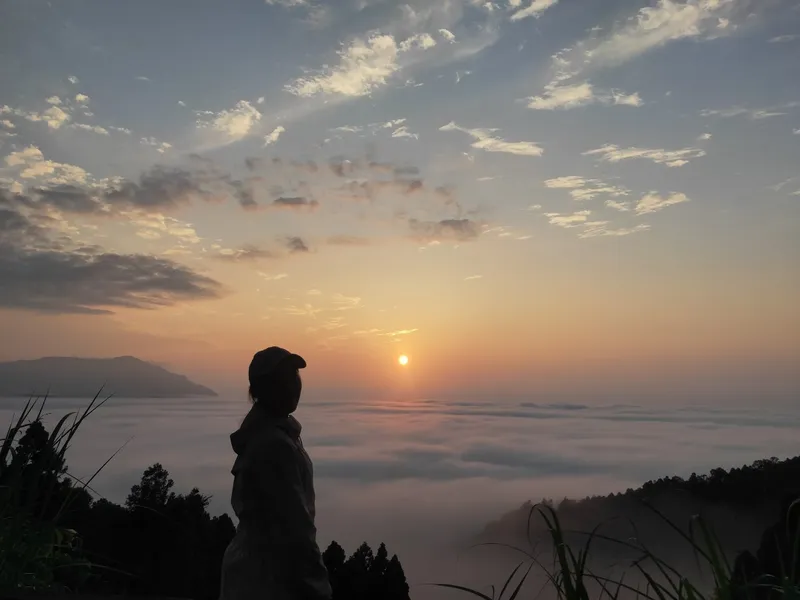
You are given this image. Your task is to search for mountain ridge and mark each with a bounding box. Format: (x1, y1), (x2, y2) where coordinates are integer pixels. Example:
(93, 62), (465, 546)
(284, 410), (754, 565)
(0, 356), (217, 398)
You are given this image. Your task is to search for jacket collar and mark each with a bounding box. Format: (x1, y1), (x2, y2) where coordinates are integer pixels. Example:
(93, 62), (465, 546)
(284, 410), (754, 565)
(230, 403), (302, 455)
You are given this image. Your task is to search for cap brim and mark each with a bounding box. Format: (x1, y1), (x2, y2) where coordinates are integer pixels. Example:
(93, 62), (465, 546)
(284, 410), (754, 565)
(287, 353), (307, 369)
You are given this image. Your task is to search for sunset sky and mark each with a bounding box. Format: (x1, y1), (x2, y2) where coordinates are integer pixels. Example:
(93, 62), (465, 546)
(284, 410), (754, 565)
(1, 0), (798, 400)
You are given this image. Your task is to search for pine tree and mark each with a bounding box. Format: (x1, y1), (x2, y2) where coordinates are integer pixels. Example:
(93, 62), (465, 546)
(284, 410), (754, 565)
(385, 554), (410, 600)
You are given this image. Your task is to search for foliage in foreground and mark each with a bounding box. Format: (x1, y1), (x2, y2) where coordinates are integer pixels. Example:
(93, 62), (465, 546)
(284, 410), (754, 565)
(435, 499), (799, 600)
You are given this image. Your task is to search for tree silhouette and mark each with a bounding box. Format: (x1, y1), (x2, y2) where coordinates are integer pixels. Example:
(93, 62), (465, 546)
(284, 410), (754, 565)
(325, 540), (410, 600)
(125, 462), (174, 510)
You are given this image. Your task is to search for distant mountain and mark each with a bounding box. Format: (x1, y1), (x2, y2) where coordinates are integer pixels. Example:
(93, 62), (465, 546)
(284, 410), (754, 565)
(0, 356), (217, 398)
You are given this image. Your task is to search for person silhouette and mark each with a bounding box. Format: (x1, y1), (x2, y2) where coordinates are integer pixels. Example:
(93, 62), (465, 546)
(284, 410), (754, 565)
(219, 347), (332, 600)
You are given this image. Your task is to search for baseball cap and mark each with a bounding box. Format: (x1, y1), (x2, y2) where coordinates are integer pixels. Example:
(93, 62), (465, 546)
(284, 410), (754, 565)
(248, 346), (307, 385)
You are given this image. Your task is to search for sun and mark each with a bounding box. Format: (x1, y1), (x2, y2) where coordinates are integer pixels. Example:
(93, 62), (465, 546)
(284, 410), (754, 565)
(398, 355), (409, 366)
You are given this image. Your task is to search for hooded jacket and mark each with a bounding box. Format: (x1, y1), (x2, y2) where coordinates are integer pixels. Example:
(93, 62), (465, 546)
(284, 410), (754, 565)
(219, 404), (332, 600)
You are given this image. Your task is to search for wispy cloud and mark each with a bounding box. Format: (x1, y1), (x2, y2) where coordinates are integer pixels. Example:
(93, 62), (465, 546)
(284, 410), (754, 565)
(544, 176), (629, 201)
(583, 144), (706, 167)
(700, 102), (800, 120)
(768, 34), (800, 43)
(284, 33), (436, 98)
(525, 82), (642, 110)
(509, 0), (560, 21)
(635, 192), (690, 215)
(439, 121), (543, 157)
(464, 274), (483, 281)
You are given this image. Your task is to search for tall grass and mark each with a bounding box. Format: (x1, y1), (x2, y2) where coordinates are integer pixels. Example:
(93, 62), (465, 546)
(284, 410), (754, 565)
(432, 502), (800, 600)
(0, 390), (123, 594)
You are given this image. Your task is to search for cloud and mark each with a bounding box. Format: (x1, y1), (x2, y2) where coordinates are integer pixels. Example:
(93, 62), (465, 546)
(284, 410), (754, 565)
(215, 244), (277, 262)
(439, 121), (542, 157)
(527, 0), (744, 110)
(0, 193), (221, 314)
(67, 75), (79, 84)
(136, 75), (152, 81)
(71, 123), (110, 136)
(257, 272), (289, 281)
(264, 125), (286, 146)
(525, 82), (642, 110)
(579, 222), (651, 238)
(439, 28), (456, 42)
(768, 34), (800, 43)
(285, 32), (438, 98)
(464, 274), (483, 281)
(582, 0), (742, 70)
(698, 133), (712, 141)
(635, 192), (690, 215)
(543, 175), (629, 201)
(409, 218), (482, 242)
(75, 93), (90, 105)
(545, 210), (592, 228)
(391, 125), (418, 140)
(271, 196), (320, 211)
(700, 102), (800, 120)
(5, 145), (90, 185)
(399, 33), (437, 52)
(326, 235), (373, 246)
(140, 137), (173, 153)
(196, 100), (262, 139)
(605, 199), (631, 212)
(509, 0), (559, 22)
(178, 100), (187, 107)
(46, 96), (62, 105)
(283, 236), (310, 253)
(583, 144), (706, 167)
(331, 293), (362, 310)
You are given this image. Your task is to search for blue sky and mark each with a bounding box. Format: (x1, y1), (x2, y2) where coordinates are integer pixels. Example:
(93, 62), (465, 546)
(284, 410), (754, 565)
(1, 0), (798, 396)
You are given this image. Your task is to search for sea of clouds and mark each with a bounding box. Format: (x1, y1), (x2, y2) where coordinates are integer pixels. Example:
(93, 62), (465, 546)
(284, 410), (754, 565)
(1, 395), (798, 598)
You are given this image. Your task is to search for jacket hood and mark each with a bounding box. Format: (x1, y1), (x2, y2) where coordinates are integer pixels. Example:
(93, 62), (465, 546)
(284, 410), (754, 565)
(230, 404), (302, 456)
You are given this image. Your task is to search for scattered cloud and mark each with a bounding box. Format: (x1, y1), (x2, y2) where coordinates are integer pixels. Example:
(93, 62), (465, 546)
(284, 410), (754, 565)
(698, 133), (712, 141)
(285, 32), (438, 98)
(196, 100), (262, 139)
(67, 75), (79, 84)
(178, 100), (187, 107)
(579, 222), (651, 238)
(264, 125), (286, 146)
(543, 176), (629, 201)
(271, 196), (320, 211)
(545, 210), (592, 228)
(136, 75), (152, 82)
(509, 0), (559, 21)
(525, 82), (642, 110)
(768, 34), (800, 43)
(326, 235), (373, 246)
(583, 144), (706, 167)
(464, 274), (483, 281)
(71, 123), (110, 136)
(700, 102), (800, 120)
(215, 244), (277, 262)
(140, 137), (173, 154)
(75, 93), (90, 105)
(283, 236), (310, 253)
(408, 218), (482, 242)
(391, 125), (418, 140)
(46, 96), (62, 105)
(5, 145), (89, 185)
(439, 121), (542, 157)
(439, 28), (456, 42)
(635, 192), (690, 215)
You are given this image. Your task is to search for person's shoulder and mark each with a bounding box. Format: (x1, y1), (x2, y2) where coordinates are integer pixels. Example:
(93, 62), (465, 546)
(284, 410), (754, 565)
(250, 426), (297, 458)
